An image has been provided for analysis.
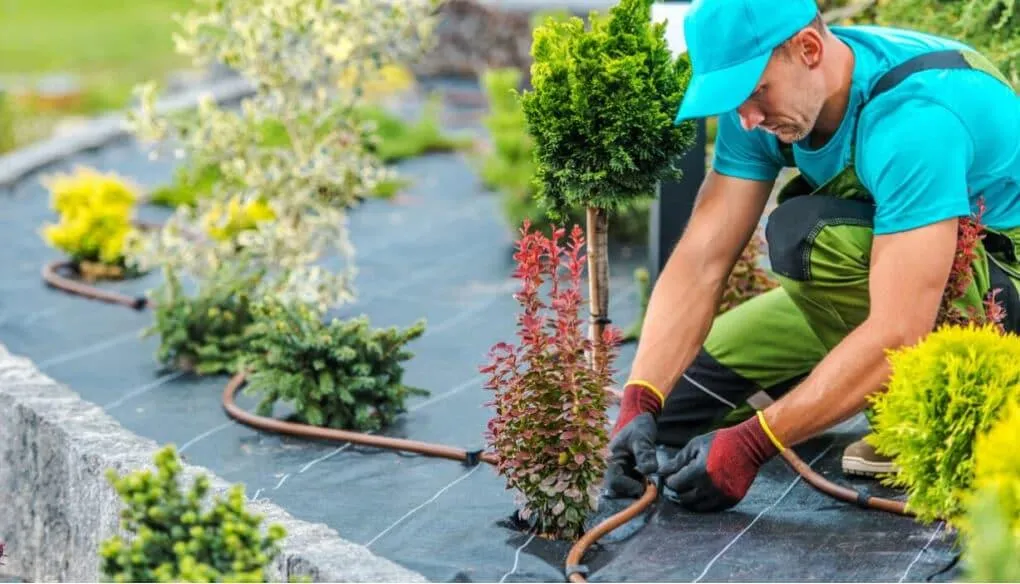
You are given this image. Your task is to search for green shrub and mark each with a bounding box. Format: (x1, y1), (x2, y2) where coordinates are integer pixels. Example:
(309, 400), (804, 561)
(868, 324), (1020, 524)
(99, 445), (286, 583)
(241, 299), (427, 432)
(871, 0), (1018, 88)
(145, 266), (260, 376)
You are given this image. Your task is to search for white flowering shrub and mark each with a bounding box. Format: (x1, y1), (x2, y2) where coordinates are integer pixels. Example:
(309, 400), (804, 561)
(125, 0), (441, 312)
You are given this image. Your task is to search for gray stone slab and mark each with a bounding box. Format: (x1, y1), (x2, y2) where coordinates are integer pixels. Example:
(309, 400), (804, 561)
(0, 344), (428, 583)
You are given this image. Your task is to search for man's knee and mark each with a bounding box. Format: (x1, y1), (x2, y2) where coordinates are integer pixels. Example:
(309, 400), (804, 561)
(765, 195), (875, 283)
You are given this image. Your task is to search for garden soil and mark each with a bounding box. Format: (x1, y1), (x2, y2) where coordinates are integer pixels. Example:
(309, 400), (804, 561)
(0, 94), (962, 582)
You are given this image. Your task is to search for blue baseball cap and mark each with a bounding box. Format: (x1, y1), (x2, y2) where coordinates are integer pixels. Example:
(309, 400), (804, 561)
(673, 0), (820, 124)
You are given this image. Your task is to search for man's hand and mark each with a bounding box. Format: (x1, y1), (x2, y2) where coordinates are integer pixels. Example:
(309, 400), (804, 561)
(658, 412), (781, 512)
(603, 383), (664, 498)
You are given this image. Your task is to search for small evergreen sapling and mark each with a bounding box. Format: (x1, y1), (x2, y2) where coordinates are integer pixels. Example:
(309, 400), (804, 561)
(520, 0), (696, 364)
(99, 445), (286, 583)
(481, 221), (622, 540)
(241, 299), (427, 432)
(145, 266), (261, 375)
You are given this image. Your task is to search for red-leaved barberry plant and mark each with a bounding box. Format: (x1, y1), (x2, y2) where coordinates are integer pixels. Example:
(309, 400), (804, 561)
(481, 220), (622, 540)
(937, 199), (1007, 333)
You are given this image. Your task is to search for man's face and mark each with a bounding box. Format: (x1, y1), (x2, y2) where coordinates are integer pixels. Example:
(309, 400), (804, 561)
(735, 44), (827, 143)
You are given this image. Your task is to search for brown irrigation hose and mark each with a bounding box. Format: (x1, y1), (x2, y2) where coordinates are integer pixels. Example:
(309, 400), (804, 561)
(42, 263), (916, 582)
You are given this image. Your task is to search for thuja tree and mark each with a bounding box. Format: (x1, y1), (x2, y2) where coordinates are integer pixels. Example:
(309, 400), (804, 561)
(481, 221), (622, 540)
(520, 0), (696, 364)
(126, 0), (441, 313)
(100, 445), (286, 582)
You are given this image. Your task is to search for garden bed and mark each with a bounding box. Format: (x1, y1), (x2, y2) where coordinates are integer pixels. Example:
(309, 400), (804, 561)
(0, 82), (964, 582)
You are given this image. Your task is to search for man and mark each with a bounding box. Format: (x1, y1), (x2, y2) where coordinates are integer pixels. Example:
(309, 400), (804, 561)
(605, 0), (1020, 512)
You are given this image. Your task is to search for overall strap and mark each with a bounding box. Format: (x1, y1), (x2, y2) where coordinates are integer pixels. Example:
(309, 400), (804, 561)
(867, 49), (1006, 100)
(776, 48), (1010, 168)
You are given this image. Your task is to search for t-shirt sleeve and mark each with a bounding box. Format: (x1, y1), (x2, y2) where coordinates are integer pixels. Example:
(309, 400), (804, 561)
(857, 100), (974, 235)
(710, 111), (784, 182)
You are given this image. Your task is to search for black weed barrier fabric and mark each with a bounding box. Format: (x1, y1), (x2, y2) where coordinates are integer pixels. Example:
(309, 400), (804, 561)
(0, 107), (962, 582)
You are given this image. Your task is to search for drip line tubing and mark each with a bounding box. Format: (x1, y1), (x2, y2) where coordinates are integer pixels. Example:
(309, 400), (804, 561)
(42, 261), (914, 582)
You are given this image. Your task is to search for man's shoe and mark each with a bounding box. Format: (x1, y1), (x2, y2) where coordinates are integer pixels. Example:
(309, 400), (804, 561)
(842, 437), (898, 478)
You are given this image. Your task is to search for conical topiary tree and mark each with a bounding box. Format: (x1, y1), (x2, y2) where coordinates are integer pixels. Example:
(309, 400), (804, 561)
(520, 0), (696, 365)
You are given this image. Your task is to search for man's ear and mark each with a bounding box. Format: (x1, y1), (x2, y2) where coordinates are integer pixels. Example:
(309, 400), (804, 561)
(790, 28), (825, 68)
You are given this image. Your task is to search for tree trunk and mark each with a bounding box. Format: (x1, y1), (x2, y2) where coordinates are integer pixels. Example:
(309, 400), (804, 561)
(586, 206), (610, 369)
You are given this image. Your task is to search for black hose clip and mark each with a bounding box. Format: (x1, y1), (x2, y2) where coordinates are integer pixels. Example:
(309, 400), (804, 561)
(132, 296), (148, 310)
(565, 563), (589, 578)
(855, 487), (872, 509)
(463, 449), (483, 467)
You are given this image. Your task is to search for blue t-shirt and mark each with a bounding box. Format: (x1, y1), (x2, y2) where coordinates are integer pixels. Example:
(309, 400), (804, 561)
(712, 25), (1020, 236)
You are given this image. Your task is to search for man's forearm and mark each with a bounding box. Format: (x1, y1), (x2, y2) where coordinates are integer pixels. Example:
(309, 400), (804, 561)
(762, 317), (918, 447)
(626, 249), (725, 399)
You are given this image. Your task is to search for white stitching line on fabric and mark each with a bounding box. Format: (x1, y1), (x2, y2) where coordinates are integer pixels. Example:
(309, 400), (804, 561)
(363, 464), (482, 548)
(499, 533), (537, 583)
(691, 442), (837, 583)
(898, 521), (946, 583)
(682, 372), (739, 408)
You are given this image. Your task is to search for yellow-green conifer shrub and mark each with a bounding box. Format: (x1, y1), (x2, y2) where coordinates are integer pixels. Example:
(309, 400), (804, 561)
(40, 166), (141, 278)
(868, 324), (1020, 525)
(100, 445), (285, 583)
(957, 400), (1020, 581)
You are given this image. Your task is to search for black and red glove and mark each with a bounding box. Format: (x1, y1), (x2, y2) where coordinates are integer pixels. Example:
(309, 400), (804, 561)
(658, 412), (782, 512)
(603, 382), (665, 499)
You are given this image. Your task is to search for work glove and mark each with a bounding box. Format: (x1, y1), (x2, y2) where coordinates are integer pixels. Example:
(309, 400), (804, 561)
(603, 382), (664, 499)
(658, 412), (782, 512)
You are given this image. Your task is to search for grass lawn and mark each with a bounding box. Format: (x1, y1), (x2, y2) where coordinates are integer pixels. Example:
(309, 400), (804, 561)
(0, 0), (192, 149)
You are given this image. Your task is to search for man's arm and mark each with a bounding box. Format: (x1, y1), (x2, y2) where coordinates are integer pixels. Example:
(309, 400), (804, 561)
(762, 100), (974, 447)
(626, 169), (774, 398)
(762, 217), (958, 446)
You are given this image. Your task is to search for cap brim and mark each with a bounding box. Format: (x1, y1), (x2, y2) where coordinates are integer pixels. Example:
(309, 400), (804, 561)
(673, 51), (770, 124)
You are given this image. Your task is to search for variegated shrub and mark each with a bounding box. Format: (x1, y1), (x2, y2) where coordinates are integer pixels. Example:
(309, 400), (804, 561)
(125, 0), (441, 312)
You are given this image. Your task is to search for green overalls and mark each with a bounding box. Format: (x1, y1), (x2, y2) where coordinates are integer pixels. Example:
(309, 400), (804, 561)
(656, 49), (1020, 447)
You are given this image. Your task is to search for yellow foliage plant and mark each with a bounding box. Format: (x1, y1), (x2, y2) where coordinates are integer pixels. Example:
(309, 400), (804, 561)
(960, 400), (1020, 580)
(40, 166), (141, 280)
(868, 323), (1020, 526)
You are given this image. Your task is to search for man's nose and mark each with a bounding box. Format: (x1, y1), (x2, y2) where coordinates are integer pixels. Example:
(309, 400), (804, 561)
(738, 106), (764, 131)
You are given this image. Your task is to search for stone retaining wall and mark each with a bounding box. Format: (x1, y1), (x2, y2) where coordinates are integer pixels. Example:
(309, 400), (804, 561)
(0, 344), (428, 583)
